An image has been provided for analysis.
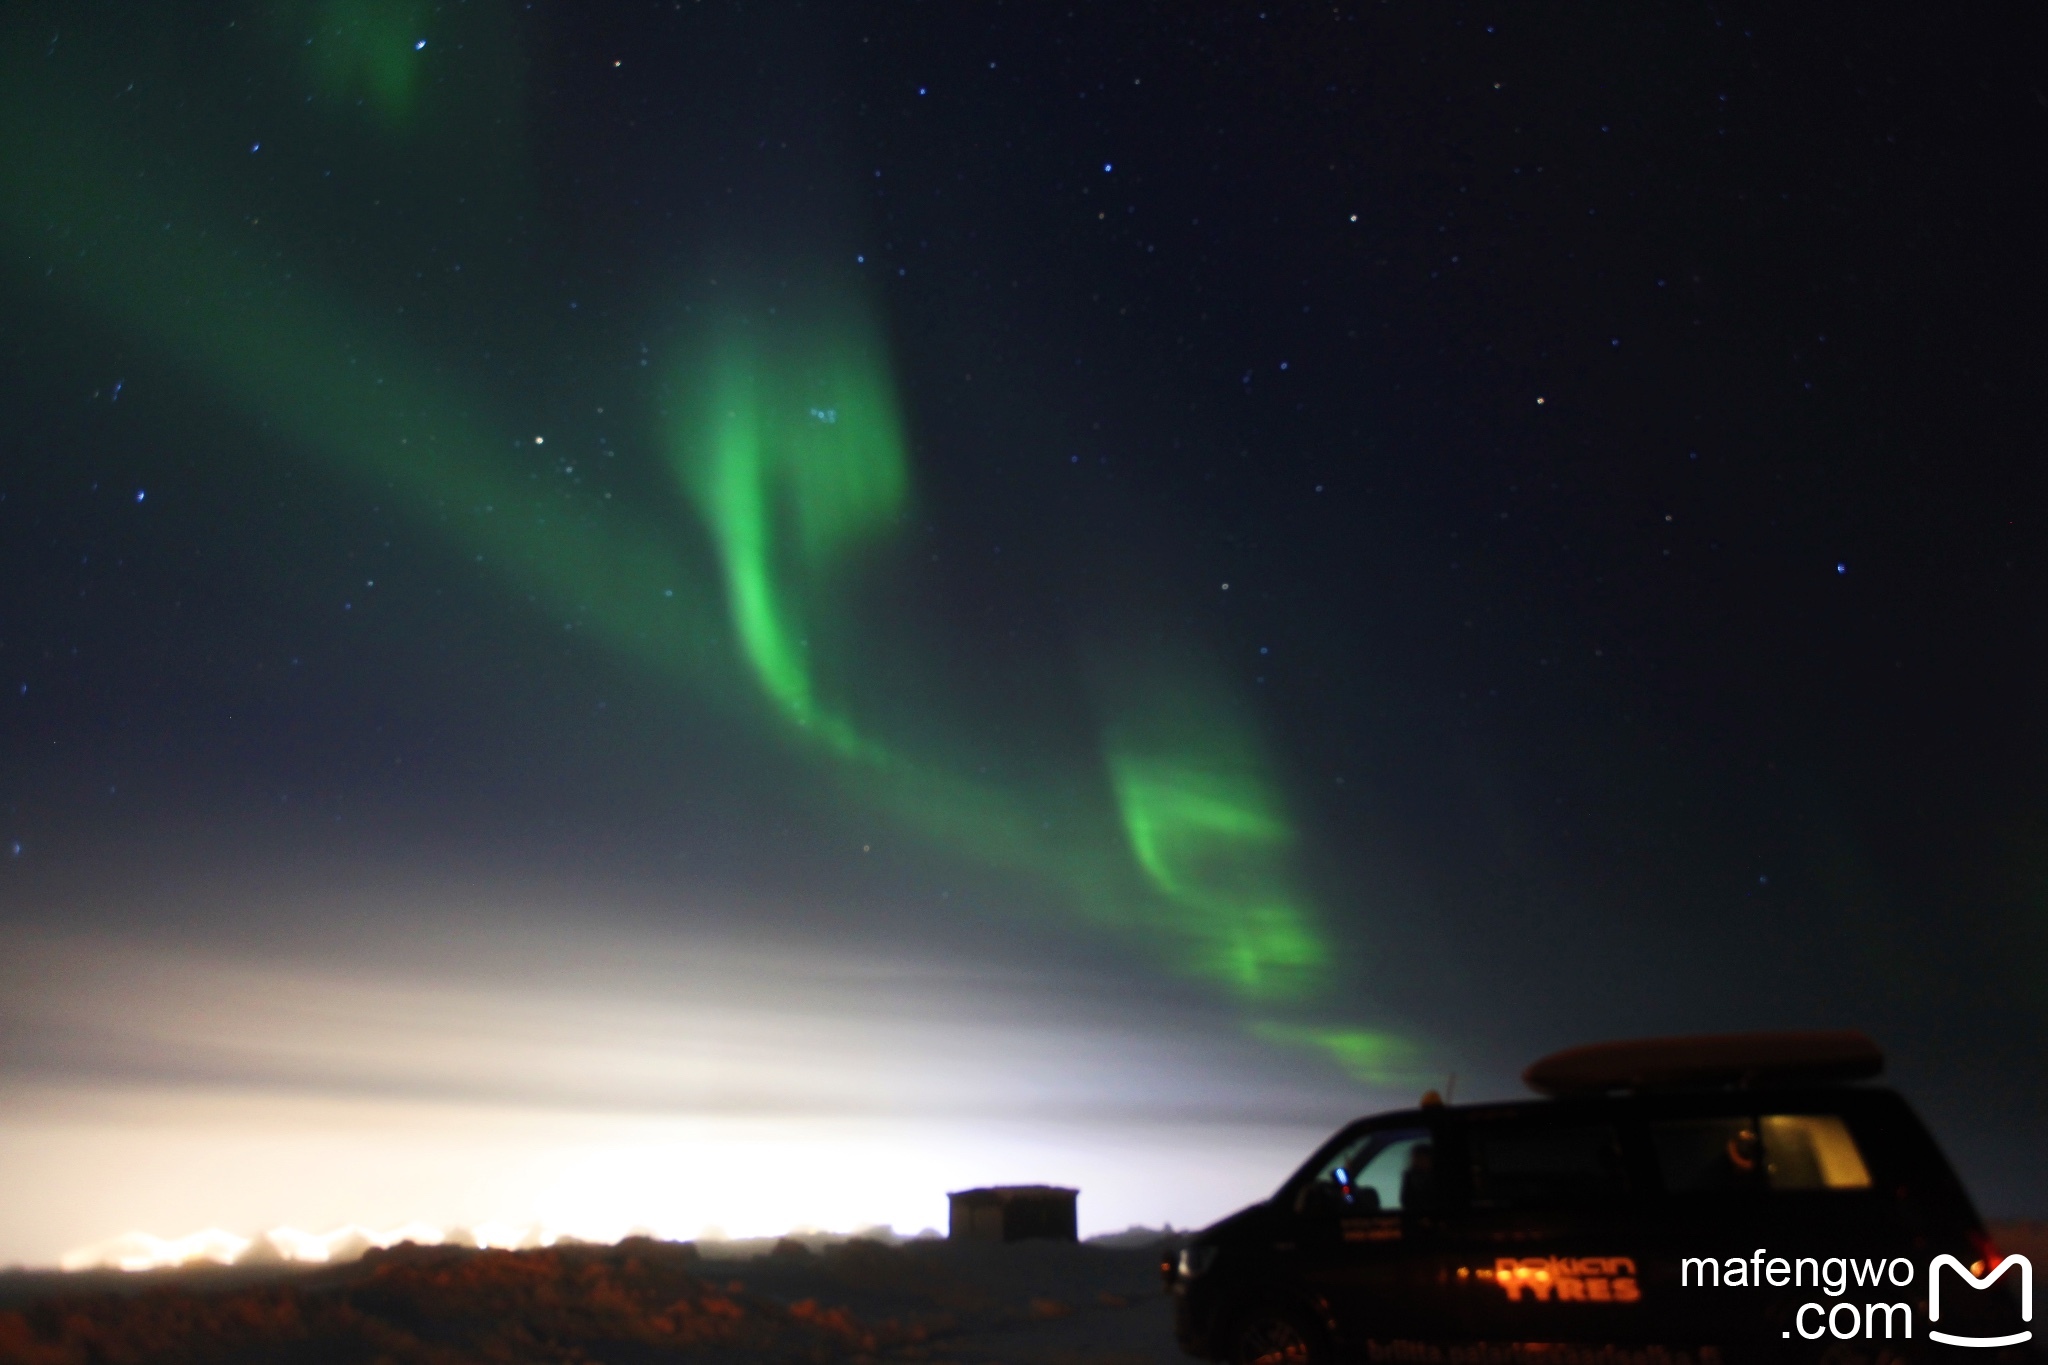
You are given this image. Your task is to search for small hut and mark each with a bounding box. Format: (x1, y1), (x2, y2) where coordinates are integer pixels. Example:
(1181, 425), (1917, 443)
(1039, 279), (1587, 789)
(946, 1185), (1079, 1243)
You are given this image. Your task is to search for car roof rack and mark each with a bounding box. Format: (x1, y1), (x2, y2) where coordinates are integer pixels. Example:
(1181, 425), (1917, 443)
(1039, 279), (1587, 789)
(1523, 1031), (1883, 1097)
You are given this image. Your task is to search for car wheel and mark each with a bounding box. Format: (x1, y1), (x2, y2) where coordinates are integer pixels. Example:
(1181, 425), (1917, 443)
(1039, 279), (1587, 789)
(1230, 1306), (1325, 1365)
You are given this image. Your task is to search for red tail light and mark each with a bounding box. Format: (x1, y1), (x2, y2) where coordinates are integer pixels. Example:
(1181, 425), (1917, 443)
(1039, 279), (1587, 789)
(1967, 1227), (2006, 1274)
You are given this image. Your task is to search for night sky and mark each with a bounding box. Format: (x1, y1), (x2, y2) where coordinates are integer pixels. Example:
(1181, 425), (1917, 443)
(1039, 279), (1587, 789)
(2, 2), (2044, 1268)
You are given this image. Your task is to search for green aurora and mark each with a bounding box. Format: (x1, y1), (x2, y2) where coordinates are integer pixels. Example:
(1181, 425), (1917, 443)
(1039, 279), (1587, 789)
(0, 6), (1415, 1083)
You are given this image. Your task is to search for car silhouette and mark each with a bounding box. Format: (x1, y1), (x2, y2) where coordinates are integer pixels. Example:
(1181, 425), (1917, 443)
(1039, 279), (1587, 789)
(1166, 1032), (2032, 1365)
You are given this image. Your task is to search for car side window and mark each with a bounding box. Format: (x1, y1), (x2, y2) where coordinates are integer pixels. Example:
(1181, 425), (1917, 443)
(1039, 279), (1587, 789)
(1759, 1114), (1872, 1190)
(1304, 1128), (1433, 1213)
(1652, 1114), (1872, 1193)
(1652, 1117), (1762, 1192)
(1469, 1123), (1628, 1207)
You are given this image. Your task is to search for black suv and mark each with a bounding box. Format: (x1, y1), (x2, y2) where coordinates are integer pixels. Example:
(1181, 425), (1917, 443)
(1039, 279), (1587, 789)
(1168, 1033), (2032, 1365)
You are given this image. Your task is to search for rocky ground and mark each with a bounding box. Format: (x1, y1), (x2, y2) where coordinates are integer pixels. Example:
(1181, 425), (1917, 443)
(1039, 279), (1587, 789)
(0, 1234), (1182, 1365)
(3, 1223), (2039, 1365)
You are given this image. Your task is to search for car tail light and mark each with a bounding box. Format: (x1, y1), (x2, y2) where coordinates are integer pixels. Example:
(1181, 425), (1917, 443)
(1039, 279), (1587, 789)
(1967, 1227), (2006, 1275)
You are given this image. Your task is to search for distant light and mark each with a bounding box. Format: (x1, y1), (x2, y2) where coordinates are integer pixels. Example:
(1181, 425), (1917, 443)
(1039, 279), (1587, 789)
(1102, 162), (1113, 173)
(535, 436), (545, 444)
(917, 86), (927, 96)
(250, 142), (261, 153)
(1836, 562), (1847, 574)
(134, 489), (145, 503)
(1535, 396), (1546, 405)
(414, 39), (427, 50)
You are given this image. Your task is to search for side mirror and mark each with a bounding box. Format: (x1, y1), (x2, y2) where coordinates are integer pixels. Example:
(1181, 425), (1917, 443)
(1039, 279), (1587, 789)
(1300, 1180), (1382, 1216)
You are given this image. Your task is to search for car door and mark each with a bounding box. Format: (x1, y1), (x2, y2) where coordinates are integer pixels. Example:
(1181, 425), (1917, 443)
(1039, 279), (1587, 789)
(1288, 1121), (1452, 1349)
(1442, 1107), (1652, 1348)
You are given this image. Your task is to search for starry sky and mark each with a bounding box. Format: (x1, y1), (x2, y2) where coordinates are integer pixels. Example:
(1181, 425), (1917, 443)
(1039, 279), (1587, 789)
(2, 2), (2045, 1265)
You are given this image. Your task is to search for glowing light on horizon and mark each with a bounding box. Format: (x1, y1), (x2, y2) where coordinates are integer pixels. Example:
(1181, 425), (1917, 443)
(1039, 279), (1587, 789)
(61, 1228), (250, 1274)
(62, 1221), (455, 1273)
(41, 1114), (1310, 1273)
(59, 1218), (958, 1274)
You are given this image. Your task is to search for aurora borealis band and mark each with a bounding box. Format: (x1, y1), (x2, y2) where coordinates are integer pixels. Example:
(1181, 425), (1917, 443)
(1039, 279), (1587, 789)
(3, 0), (2047, 1265)
(665, 317), (1336, 1009)
(0, 12), (1346, 1034)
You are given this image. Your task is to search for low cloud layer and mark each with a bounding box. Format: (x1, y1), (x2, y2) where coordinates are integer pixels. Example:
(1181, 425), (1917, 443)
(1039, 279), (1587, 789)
(0, 907), (1391, 1267)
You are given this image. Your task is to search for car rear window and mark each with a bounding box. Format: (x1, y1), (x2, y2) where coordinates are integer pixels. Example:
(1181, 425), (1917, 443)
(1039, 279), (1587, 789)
(1760, 1114), (1871, 1189)
(1469, 1124), (1628, 1206)
(1651, 1114), (1872, 1193)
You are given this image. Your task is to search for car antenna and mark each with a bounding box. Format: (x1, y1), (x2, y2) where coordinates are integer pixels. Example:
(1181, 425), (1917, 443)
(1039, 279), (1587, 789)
(1444, 1071), (1457, 1104)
